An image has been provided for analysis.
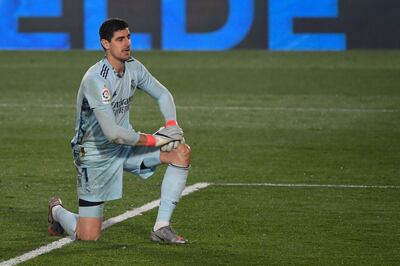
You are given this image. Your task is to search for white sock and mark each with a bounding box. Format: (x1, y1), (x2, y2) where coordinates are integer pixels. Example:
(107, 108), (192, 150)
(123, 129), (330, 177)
(52, 205), (62, 217)
(155, 165), (189, 226)
(52, 205), (78, 237)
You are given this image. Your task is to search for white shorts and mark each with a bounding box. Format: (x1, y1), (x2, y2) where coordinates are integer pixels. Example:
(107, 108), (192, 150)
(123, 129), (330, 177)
(74, 145), (161, 202)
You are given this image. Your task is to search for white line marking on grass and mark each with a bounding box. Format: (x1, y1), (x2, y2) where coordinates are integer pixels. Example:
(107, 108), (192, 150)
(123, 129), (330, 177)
(0, 237), (76, 266)
(0, 103), (399, 113)
(177, 106), (400, 113)
(0, 182), (210, 266)
(214, 183), (400, 189)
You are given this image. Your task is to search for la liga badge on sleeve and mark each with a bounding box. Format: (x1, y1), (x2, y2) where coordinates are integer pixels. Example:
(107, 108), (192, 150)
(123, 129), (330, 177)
(101, 86), (111, 104)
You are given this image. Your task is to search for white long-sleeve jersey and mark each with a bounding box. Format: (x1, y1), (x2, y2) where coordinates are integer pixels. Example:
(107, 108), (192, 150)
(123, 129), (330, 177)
(71, 56), (176, 158)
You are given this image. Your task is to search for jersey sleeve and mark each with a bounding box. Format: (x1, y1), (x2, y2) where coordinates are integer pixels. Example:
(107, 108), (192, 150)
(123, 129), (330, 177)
(135, 61), (177, 121)
(93, 106), (140, 146)
(82, 75), (112, 109)
(82, 74), (140, 146)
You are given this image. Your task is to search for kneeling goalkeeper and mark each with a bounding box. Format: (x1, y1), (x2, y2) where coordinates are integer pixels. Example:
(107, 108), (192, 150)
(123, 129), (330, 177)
(47, 18), (191, 244)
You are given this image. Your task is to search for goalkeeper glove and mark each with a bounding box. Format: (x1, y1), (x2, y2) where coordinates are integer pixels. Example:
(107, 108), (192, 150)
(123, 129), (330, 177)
(144, 120), (183, 147)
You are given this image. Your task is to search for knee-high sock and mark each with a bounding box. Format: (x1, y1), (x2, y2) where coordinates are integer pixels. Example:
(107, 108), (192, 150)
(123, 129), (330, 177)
(52, 206), (78, 237)
(155, 164), (189, 228)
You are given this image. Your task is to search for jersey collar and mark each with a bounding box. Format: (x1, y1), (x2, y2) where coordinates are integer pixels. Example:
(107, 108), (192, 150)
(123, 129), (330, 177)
(103, 57), (125, 78)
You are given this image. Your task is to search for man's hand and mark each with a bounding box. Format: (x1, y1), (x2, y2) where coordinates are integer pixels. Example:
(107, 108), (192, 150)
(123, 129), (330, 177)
(155, 123), (183, 140)
(153, 125), (183, 146)
(158, 120), (184, 151)
(160, 138), (185, 152)
(143, 120), (183, 147)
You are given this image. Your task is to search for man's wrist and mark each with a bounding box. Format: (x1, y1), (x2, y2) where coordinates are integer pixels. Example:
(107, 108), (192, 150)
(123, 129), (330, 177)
(144, 134), (156, 146)
(165, 120), (177, 127)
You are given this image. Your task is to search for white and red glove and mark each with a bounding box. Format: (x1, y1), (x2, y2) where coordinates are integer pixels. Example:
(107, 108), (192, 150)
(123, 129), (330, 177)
(144, 120), (183, 150)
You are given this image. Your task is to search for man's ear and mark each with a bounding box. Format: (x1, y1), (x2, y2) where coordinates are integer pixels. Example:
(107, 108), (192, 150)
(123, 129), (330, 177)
(101, 39), (110, 50)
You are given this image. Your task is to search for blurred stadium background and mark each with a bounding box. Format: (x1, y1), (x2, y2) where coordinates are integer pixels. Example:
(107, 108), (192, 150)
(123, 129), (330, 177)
(0, 1), (399, 265)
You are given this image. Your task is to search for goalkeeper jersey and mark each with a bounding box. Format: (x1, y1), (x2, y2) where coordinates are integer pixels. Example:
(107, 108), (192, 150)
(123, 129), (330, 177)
(71, 57), (176, 158)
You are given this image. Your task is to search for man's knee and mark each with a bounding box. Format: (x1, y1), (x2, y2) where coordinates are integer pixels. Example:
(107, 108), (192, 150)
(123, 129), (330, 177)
(78, 230), (100, 241)
(77, 217), (102, 241)
(160, 143), (191, 166)
(175, 143), (191, 166)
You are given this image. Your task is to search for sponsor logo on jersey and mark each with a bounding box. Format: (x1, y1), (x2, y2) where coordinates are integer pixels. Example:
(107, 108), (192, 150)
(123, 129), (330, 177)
(112, 96), (133, 115)
(101, 86), (111, 104)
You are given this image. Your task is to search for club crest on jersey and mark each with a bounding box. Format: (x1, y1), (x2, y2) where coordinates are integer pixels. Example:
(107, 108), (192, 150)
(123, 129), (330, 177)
(101, 86), (111, 104)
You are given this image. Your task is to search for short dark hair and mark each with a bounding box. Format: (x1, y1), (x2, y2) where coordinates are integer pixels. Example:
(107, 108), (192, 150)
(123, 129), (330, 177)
(99, 18), (129, 42)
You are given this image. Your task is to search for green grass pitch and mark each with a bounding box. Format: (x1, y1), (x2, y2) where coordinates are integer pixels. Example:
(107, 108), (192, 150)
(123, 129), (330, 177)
(0, 50), (399, 265)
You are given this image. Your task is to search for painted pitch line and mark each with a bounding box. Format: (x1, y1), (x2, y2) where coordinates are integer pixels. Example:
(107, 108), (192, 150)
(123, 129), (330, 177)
(213, 182), (400, 189)
(0, 182), (210, 266)
(0, 102), (399, 113)
(177, 106), (400, 113)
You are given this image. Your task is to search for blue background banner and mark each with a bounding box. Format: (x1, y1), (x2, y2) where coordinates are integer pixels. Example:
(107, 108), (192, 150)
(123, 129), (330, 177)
(0, 0), (398, 50)
(0, 0), (69, 50)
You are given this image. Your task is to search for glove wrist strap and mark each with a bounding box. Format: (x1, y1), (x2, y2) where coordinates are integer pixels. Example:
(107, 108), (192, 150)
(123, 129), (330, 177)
(165, 120), (177, 127)
(144, 134), (156, 146)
